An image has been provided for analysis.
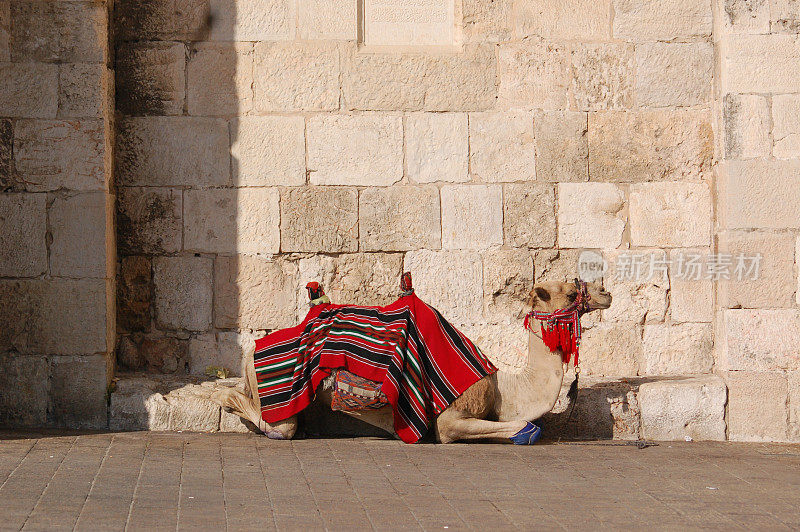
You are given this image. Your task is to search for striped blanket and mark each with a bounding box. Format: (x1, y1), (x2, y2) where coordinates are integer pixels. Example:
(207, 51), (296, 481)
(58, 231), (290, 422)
(254, 292), (497, 443)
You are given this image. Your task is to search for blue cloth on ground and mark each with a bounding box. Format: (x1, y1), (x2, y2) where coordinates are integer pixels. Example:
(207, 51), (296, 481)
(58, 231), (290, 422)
(509, 422), (542, 445)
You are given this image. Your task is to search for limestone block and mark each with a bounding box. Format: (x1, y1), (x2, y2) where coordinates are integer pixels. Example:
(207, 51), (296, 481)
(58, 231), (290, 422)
(723, 309), (800, 371)
(503, 183), (556, 248)
(457, 322), (528, 372)
(359, 186), (441, 251)
(49, 355), (108, 429)
(642, 323), (713, 376)
(790, 370), (800, 441)
(462, 0), (512, 42)
(116, 42), (185, 116)
(571, 43), (635, 111)
(167, 385), (221, 432)
(10, 1), (107, 63)
(231, 116), (305, 186)
(153, 256), (213, 332)
(114, 0), (209, 42)
(717, 160), (800, 229)
(214, 256), (297, 330)
(557, 183), (625, 249)
(15, 119), (106, 191)
(184, 188), (280, 255)
(208, 0), (295, 41)
(139, 336), (188, 374)
(718, 231), (795, 309)
(219, 408), (254, 433)
(589, 109), (712, 182)
(483, 249), (534, 323)
(515, 0), (611, 40)
(534, 249), (582, 282)
(629, 182), (711, 247)
(613, 0), (712, 40)
(116, 117), (230, 187)
(0, 193), (46, 277)
(772, 0), (800, 32)
(669, 248), (713, 323)
(404, 250), (483, 323)
(497, 42), (571, 110)
(108, 377), (170, 431)
(50, 192), (112, 278)
(406, 113), (468, 184)
(0, 354), (48, 427)
(639, 376), (726, 441)
(579, 322), (642, 377)
(0, 1), (8, 61)
(280, 187), (358, 253)
(0, 63), (58, 118)
(723, 35), (800, 93)
(722, 94), (771, 159)
(727, 371), (788, 442)
(189, 331), (256, 377)
(117, 335), (143, 370)
(187, 43), (254, 117)
(0, 120), (10, 185)
(118, 187), (182, 255)
(117, 257), (151, 333)
(296, 253), (403, 316)
(307, 114), (402, 186)
(636, 42), (713, 108)
(534, 111), (588, 183)
(58, 64), (110, 119)
(254, 42), (338, 112)
(773, 94), (800, 158)
(469, 112), (535, 182)
(298, 0), (356, 39)
(603, 250), (669, 324)
(441, 185), (502, 250)
(722, 0), (770, 33)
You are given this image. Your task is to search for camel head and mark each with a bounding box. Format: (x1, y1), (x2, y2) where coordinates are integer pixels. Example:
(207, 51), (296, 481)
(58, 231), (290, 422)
(527, 280), (612, 315)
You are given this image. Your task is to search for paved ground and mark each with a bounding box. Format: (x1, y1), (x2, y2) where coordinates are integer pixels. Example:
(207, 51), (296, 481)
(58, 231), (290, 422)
(1, 431), (799, 531)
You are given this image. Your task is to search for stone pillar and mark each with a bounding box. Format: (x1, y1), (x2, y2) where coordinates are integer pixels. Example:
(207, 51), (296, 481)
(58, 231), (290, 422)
(0, 0), (114, 429)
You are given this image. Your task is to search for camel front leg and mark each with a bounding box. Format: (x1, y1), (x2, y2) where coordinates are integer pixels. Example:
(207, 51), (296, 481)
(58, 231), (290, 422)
(434, 409), (531, 444)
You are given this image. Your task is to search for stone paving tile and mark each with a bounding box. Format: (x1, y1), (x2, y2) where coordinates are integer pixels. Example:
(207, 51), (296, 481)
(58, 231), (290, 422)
(1, 432), (800, 530)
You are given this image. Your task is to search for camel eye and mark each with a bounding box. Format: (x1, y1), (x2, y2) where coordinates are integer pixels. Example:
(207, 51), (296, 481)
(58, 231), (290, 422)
(567, 292), (578, 302)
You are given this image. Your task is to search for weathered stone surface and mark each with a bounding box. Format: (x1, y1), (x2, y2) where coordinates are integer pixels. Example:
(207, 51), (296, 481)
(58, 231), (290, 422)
(589, 110), (712, 182)
(503, 183), (556, 248)
(535, 111), (588, 182)
(0, 193), (46, 277)
(515, 0), (611, 40)
(363, 0), (454, 46)
(189, 331), (256, 377)
(15, 119), (106, 191)
(359, 186), (441, 251)
(50, 192), (112, 278)
(457, 322), (529, 372)
(723, 0), (770, 33)
(483, 249), (534, 322)
(441, 184), (503, 250)
(557, 183), (625, 249)
(114, 0), (209, 41)
(642, 323), (713, 375)
(118, 187), (182, 255)
(307, 114), (402, 186)
(772, 0), (800, 32)
(636, 42), (713, 107)
(280, 187), (358, 253)
(462, 0), (512, 42)
(254, 42), (338, 112)
(580, 323), (642, 377)
(469, 112), (535, 182)
(139, 336), (188, 374)
(669, 248), (713, 323)
(773, 94), (800, 158)
(629, 182), (711, 247)
(49, 355), (108, 429)
(0, 119), (11, 186)
(117, 117), (229, 187)
(723, 94), (771, 159)
(153, 256), (213, 332)
(184, 188), (280, 255)
(534, 249), (582, 282)
(790, 370), (800, 442)
(724, 34), (800, 93)
(498, 42), (571, 110)
(639, 376), (727, 441)
(603, 250), (669, 324)
(214, 256), (297, 330)
(0, 1), (8, 61)
(109, 376), (171, 431)
(613, 0), (712, 40)
(727, 371), (788, 441)
(168, 385), (220, 432)
(571, 43), (635, 111)
(406, 113), (468, 184)
(718, 160), (800, 229)
(723, 309), (800, 371)
(718, 231), (795, 309)
(404, 250), (483, 323)
(209, 0), (295, 41)
(187, 42), (253, 116)
(117, 335), (144, 370)
(231, 116), (305, 186)
(116, 42), (185, 116)
(10, 1), (107, 63)
(296, 253), (403, 316)
(0, 354), (48, 427)
(219, 408), (254, 433)
(0, 63), (58, 118)
(58, 64), (110, 118)
(298, 0), (356, 39)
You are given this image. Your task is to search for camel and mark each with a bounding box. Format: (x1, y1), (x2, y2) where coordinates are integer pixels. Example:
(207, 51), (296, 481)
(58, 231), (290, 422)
(212, 280), (612, 443)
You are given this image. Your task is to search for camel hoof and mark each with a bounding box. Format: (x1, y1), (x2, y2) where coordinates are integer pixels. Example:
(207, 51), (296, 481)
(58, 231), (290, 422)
(509, 422), (541, 445)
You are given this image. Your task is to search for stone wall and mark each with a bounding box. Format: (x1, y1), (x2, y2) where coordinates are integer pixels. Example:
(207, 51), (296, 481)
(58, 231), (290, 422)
(0, 0), (115, 428)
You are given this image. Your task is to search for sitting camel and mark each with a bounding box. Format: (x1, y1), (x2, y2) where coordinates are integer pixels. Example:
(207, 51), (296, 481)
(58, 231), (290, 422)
(213, 280), (611, 443)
